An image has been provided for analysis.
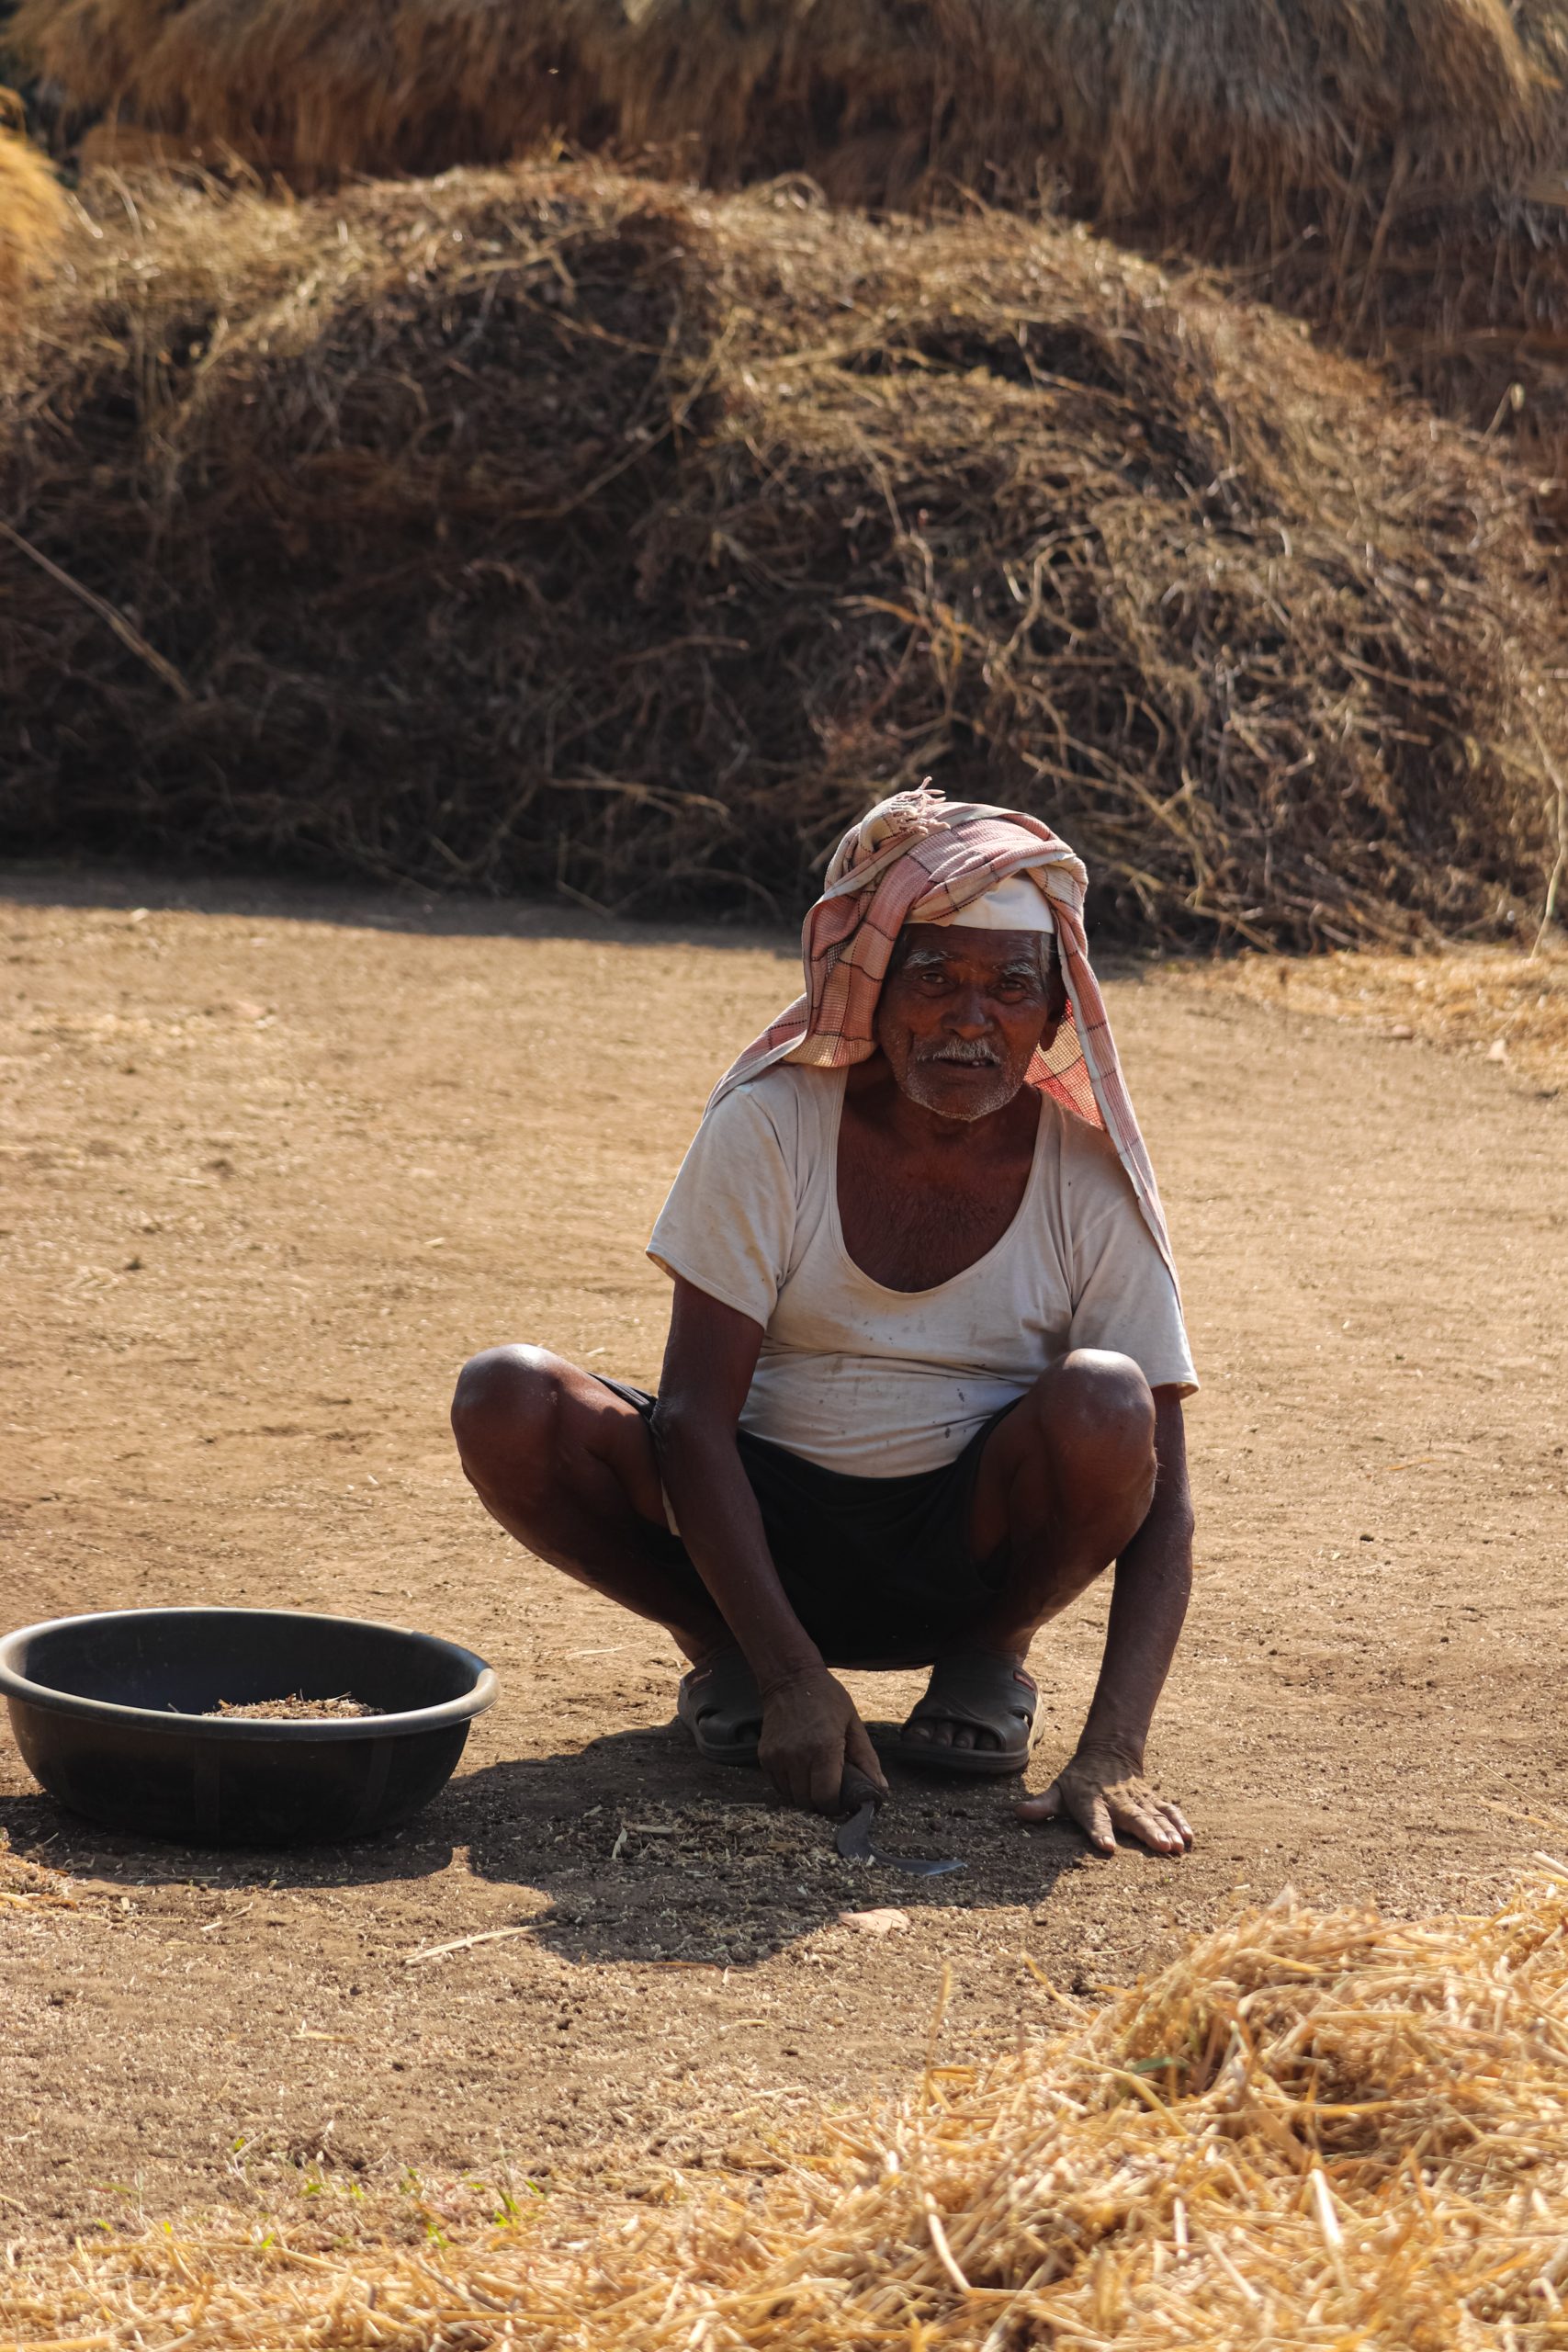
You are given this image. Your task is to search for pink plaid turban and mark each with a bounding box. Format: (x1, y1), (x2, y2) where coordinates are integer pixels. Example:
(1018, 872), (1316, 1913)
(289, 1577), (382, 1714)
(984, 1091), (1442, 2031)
(711, 786), (1178, 1282)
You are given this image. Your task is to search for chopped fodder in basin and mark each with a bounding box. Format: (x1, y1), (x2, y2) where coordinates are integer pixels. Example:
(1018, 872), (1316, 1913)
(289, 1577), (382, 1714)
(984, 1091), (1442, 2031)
(206, 1693), (384, 1718)
(6, 1864), (1568, 2345)
(0, 165), (1559, 944)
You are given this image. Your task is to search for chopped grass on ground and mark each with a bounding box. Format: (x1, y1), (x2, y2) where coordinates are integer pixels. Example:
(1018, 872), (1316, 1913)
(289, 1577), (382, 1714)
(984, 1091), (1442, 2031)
(1173, 943), (1568, 1093)
(7, 1865), (1568, 2346)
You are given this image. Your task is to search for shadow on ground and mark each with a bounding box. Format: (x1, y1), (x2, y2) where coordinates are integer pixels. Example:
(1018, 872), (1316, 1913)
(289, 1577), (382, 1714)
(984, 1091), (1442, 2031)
(447, 1734), (1089, 1967)
(2, 1724), (1092, 1962)
(0, 859), (799, 953)
(1, 857), (1149, 978)
(0, 1788), (457, 1890)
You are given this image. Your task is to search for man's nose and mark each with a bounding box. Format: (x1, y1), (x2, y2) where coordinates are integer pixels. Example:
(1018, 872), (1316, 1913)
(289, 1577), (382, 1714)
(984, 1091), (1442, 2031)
(944, 989), (994, 1036)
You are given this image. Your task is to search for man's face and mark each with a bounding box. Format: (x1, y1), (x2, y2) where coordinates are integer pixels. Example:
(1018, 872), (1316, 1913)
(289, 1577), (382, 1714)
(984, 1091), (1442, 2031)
(874, 924), (1066, 1123)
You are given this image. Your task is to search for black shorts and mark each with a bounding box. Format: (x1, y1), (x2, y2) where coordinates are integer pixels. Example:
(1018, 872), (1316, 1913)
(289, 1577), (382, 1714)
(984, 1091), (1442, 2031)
(598, 1378), (1016, 1669)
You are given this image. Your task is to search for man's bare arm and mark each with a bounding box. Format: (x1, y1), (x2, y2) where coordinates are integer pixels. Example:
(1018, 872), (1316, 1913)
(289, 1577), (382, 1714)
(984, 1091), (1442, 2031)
(652, 1277), (886, 1812)
(1018, 1387), (1195, 1854)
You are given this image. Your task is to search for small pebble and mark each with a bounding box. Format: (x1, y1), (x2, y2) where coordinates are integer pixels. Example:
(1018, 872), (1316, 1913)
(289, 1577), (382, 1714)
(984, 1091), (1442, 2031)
(839, 1908), (909, 1937)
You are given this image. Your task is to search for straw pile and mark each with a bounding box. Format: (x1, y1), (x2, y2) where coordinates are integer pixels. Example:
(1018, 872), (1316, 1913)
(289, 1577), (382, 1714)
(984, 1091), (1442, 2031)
(0, 119), (65, 311)
(1174, 939), (1568, 1091)
(0, 163), (1559, 944)
(7, 1862), (1568, 2346)
(14, 0), (1568, 462)
(12, 0), (1559, 200)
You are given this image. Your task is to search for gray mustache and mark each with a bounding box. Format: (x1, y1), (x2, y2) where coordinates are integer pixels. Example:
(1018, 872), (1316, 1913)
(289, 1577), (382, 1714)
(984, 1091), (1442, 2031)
(917, 1039), (1001, 1067)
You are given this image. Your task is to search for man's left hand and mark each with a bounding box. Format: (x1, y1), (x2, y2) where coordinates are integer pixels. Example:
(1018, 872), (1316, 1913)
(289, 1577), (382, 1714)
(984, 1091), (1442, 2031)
(1016, 1743), (1192, 1857)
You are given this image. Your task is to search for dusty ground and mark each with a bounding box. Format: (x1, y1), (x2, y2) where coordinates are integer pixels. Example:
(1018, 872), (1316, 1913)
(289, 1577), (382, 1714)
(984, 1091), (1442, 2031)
(2, 867), (1565, 2245)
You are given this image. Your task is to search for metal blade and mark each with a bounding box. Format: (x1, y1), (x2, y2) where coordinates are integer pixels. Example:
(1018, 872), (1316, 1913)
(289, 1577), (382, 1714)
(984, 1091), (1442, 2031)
(834, 1787), (964, 1877)
(835, 1800), (879, 1863)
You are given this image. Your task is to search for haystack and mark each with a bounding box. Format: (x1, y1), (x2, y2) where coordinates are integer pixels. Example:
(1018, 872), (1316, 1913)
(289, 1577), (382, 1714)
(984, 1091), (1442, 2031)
(15, 0), (1555, 198)
(14, 0), (1568, 461)
(0, 163), (1556, 944)
(0, 119), (65, 312)
(6, 1864), (1568, 2346)
(1175, 941), (1568, 1090)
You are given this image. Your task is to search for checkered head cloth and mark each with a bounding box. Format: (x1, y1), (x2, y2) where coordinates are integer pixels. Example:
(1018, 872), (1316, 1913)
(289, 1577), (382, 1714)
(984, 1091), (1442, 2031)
(711, 786), (1178, 1281)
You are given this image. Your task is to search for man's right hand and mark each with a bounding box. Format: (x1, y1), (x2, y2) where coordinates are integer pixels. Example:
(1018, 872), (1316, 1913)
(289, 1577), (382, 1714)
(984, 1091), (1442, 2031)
(758, 1667), (887, 1814)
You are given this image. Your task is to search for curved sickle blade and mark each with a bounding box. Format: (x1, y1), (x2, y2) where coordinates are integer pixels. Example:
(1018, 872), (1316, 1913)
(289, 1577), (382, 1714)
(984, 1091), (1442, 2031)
(835, 1795), (964, 1878)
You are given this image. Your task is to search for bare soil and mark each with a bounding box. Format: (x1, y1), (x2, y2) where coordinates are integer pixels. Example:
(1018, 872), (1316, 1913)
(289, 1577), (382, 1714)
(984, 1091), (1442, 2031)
(2, 867), (1565, 2244)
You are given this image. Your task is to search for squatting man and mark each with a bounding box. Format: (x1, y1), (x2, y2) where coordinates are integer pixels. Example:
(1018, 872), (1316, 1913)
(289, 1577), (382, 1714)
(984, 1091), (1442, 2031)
(453, 790), (1197, 1856)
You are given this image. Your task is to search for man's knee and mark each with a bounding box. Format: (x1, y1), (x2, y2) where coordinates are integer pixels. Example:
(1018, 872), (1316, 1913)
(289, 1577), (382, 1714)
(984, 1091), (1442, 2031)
(1032, 1349), (1156, 1475)
(450, 1344), (563, 1492)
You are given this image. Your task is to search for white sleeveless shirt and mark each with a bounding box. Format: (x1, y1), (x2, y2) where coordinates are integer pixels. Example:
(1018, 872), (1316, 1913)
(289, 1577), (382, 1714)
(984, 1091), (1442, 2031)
(649, 1064), (1195, 1478)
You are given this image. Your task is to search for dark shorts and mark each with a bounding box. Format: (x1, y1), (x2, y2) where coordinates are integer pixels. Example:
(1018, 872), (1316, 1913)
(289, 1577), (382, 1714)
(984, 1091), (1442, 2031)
(598, 1378), (1016, 1669)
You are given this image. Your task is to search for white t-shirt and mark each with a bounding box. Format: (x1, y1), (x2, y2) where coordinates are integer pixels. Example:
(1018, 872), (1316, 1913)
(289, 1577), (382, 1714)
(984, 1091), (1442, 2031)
(647, 1065), (1196, 1478)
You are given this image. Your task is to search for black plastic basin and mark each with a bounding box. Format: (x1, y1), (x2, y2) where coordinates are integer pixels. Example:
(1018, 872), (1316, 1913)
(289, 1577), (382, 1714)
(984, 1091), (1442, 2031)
(0, 1607), (497, 1847)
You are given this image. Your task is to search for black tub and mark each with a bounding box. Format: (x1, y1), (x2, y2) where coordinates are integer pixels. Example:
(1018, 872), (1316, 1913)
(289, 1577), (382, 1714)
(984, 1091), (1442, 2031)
(0, 1607), (497, 1847)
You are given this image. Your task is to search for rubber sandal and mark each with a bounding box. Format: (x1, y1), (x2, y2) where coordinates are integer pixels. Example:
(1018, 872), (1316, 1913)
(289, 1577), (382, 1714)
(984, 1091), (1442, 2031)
(888, 1649), (1040, 1778)
(675, 1649), (763, 1768)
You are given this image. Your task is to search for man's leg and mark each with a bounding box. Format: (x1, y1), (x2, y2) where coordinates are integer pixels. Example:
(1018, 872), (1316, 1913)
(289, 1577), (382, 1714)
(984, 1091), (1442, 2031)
(902, 1348), (1157, 1755)
(450, 1345), (732, 1666)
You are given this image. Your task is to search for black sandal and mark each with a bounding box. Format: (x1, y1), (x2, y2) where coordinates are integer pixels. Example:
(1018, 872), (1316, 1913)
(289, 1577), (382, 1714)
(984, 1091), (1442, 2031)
(675, 1650), (763, 1767)
(890, 1650), (1040, 1777)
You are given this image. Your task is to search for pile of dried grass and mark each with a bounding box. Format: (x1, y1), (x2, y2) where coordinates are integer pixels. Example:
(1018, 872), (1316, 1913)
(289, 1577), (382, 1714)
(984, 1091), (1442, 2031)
(13, 0), (1557, 199)
(16, 0), (1568, 463)
(0, 119), (65, 311)
(8, 1863), (1568, 2346)
(1, 164), (1559, 944)
(1173, 938), (1568, 1091)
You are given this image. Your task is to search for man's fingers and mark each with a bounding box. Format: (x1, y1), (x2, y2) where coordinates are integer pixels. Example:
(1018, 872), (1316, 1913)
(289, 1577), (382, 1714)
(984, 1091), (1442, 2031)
(807, 1748), (847, 1815)
(1122, 1792), (1193, 1852)
(761, 1743), (811, 1813)
(845, 1717), (887, 1796)
(1109, 1795), (1187, 1856)
(1015, 1777), (1064, 1823)
(1018, 1765), (1193, 1855)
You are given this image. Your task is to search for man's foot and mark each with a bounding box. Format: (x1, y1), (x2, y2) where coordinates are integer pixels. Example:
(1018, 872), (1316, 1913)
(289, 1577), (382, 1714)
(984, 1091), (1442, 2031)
(891, 1649), (1039, 1776)
(675, 1648), (763, 1767)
